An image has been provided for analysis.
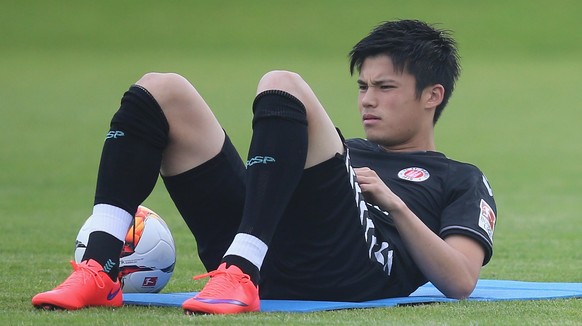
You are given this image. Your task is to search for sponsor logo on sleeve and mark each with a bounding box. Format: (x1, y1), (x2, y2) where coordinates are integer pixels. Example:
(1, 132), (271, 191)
(397, 167), (430, 182)
(478, 199), (496, 241)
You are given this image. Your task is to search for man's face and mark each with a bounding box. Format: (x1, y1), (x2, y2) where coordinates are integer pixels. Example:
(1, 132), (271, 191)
(357, 55), (433, 150)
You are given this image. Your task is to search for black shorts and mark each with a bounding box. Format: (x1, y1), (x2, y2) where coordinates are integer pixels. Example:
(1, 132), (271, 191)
(164, 133), (407, 301)
(260, 148), (411, 301)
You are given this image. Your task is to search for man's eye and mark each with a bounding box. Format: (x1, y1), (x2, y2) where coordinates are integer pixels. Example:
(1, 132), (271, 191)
(358, 85), (368, 91)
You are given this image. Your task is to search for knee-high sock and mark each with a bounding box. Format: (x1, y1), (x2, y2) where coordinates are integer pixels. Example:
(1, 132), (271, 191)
(223, 90), (308, 283)
(83, 85), (169, 280)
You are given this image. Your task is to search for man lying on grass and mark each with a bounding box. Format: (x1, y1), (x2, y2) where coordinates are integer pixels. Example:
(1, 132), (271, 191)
(33, 19), (497, 314)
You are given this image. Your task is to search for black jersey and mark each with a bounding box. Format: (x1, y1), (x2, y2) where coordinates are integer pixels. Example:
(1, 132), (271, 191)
(346, 138), (497, 292)
(194, 134), (497, 301)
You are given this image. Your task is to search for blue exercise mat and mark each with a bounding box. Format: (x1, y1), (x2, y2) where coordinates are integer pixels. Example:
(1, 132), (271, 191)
(123, 280), (582, 312)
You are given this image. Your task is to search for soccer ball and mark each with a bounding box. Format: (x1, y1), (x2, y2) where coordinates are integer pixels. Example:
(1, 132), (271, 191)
(74, 206), (176, 293)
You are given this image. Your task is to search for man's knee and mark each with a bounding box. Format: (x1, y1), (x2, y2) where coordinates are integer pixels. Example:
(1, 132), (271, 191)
(137, 72), (186, 90)
(257, 70), (310, 101)
(136, 72), (196, 109)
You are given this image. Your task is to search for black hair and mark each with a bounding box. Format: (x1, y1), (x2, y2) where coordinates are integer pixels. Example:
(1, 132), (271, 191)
(349, 19), (460, 124)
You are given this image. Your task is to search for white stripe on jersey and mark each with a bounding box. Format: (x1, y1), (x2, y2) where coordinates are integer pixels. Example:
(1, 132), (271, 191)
(344, 149), (393, 275)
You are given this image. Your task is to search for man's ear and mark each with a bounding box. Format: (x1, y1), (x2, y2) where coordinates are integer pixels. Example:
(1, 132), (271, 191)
(425, 84), (445, 109)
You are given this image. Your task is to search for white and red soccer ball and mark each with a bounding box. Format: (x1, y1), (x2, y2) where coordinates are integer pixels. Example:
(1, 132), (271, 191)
(74, 206), (176, 293)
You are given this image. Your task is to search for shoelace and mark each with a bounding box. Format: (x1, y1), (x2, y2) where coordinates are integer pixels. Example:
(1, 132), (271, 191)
(193, 268), (250, 297)
(55, 261), (106, 290)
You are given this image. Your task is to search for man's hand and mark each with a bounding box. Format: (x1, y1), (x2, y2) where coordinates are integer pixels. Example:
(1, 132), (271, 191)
(354, 167), (404, 212)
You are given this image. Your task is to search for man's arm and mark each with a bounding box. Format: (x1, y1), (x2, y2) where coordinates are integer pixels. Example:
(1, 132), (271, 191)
(387, 202), (484, 299)
(354, 167), (485, 299)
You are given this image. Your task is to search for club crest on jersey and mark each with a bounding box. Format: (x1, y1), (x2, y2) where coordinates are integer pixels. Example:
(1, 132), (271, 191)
(478, 199), (496, 241)
(397, 167), (430, 182)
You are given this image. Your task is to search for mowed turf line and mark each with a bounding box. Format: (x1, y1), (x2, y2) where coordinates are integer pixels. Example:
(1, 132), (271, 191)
(1, 0), (581, 324)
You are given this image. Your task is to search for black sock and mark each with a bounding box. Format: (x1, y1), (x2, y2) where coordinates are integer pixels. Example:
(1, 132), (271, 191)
(227, 90), (308, 282)
(84, 85), (169, 281)
(94, 85), (169, 215)
(222, 255), (260, 285)
(82, 231), (124, 281)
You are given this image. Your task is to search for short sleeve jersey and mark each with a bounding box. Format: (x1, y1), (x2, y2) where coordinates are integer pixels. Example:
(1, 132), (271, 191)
(346, 138), (497, 291)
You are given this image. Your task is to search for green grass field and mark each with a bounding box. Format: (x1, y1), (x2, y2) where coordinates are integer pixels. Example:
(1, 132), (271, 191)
(2, 0), (582, 324)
